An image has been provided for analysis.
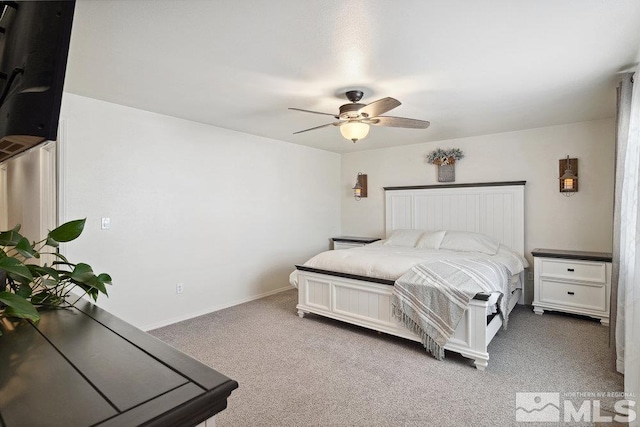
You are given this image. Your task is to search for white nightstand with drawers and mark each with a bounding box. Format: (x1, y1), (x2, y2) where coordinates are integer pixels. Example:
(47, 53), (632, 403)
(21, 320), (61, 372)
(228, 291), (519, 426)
(532, 248), (612, 325)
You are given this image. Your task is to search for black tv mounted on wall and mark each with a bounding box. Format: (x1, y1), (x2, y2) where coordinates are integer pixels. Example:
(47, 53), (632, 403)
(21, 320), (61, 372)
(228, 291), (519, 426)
(0, 0), (75, 163)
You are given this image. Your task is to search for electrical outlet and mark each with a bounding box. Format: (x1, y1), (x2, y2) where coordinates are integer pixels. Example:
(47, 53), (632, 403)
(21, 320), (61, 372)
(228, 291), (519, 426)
(527, 272), (534, 281)
(176, 283), (184, 294)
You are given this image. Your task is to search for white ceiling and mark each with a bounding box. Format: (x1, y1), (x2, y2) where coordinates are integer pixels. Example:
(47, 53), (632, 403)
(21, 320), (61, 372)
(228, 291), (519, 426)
(64, 0), (640, 154)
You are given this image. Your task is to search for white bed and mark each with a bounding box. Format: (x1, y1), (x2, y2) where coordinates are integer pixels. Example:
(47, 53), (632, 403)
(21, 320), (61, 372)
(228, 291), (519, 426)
(292, 182), (526, 370)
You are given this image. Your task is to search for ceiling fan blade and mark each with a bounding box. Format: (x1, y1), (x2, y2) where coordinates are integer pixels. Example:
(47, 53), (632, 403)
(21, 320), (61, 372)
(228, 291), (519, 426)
(289, 107), (339, 119)
(293, 121), (342, 134)
(369, 116), (430, 129)
(358, 97), (401, 118)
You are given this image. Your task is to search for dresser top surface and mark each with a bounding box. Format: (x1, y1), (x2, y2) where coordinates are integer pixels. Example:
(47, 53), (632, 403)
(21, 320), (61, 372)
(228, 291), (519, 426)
(532, 248), (612, 262)
(331, 236), (381, 243)
(0, 300), (238, 426)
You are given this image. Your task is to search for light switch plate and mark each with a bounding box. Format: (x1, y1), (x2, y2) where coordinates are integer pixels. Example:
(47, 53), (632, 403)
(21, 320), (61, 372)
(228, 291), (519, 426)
(101, 217), (110, 230)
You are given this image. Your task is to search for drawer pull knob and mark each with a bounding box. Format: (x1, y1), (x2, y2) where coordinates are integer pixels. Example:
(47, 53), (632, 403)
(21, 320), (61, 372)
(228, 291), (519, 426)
(567, 268), (575, 272)
(568, 291), (575, 295)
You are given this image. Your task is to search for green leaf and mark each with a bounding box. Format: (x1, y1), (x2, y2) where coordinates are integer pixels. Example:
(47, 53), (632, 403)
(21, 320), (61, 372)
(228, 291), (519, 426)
(14, 237), (39, 259)
(97, 273), (112, 285)
(88, 278), (107, 295)
(0, 291), (39, 322)
(71, 263), (94, 282)
(45, 236), (59, 248)
(87, 288), (99, 301)
(0, 226), (24, 246)
(41, 278), (59, 288)
(69, 264), (109, 296)
(48, 219), (86, 243)
(0, 257), (34, 282)
(16, 283), (32, 298)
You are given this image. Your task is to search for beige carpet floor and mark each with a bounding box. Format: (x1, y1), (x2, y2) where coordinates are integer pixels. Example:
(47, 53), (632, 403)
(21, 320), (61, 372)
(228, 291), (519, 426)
(150, 289), (623, 427)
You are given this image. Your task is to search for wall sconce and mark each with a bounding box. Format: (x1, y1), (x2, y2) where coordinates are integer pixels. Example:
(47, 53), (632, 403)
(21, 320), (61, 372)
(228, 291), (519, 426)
(559, 155), (578, 196)
(352, 173), (367, 200)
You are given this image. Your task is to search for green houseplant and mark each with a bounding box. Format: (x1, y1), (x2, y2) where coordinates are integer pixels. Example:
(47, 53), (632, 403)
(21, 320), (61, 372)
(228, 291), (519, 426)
(0, 219), (111, 331)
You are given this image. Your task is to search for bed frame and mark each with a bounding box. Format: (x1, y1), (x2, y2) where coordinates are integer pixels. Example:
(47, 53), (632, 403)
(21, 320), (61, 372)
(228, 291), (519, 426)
(295, 181), (526, 370)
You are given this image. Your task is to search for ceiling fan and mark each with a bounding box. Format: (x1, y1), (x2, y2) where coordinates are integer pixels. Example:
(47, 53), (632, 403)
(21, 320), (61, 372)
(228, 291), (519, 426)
(289, 90), (430, 143)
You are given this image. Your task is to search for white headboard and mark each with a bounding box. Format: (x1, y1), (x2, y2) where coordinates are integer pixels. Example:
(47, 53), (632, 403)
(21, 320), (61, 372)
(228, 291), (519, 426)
(385, 181), (525, 254)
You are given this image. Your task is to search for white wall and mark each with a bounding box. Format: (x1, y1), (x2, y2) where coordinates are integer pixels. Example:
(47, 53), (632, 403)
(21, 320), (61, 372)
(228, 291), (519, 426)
(59, 93), (340, 330)
(341, 119), (615, 301)
(52, 94), (616, 322)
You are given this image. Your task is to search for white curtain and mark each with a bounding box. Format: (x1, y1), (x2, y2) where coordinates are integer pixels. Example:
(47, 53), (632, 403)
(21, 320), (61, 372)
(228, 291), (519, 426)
(614, 68), (640, 426)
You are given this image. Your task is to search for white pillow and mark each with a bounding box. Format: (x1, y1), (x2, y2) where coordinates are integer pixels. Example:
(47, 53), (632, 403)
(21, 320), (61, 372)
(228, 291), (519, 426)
(415, 230), (446, 249)
(439, 231), (500, 255)
(383, 229), (424, 247)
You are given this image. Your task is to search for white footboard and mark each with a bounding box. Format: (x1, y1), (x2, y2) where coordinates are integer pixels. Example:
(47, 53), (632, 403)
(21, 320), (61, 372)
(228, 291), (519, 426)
(296, 270), (521, 370)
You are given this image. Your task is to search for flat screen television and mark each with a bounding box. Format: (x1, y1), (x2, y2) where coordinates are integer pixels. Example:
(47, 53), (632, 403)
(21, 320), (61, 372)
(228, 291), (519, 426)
(0, 0), (75, 163)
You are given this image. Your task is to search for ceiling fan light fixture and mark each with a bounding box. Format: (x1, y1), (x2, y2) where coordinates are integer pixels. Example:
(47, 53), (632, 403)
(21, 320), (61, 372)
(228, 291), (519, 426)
(290, 91), (430, 141)
(340, 121), (369, 143)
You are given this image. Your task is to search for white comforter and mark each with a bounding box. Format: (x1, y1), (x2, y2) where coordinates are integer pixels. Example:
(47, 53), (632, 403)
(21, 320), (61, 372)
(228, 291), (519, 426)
(289, 242), (527, 314)
(291, 241), (528, 283)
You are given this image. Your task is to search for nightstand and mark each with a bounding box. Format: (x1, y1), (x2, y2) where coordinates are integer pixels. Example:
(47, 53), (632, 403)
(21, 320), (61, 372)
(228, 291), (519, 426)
(532, 248), (612, 325)
(331, 236), (381, 250)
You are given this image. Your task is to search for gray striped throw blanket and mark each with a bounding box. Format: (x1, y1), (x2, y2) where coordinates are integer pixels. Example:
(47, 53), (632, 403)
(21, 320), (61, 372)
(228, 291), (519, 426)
(391, 258), (511, 360)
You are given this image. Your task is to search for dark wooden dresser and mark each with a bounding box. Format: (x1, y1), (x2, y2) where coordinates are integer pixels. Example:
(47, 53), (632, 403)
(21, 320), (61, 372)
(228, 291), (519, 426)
(0, 301), (238, 426)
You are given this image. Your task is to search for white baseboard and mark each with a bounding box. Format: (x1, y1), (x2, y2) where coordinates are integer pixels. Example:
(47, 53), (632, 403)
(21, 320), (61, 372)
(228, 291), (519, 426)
(141, 285), (295, 331)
